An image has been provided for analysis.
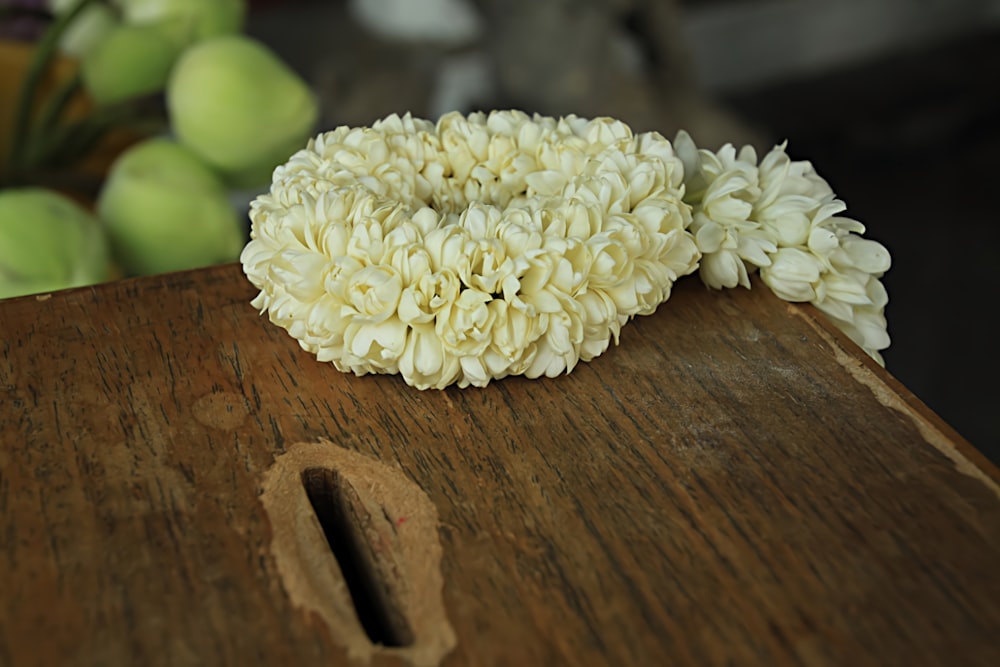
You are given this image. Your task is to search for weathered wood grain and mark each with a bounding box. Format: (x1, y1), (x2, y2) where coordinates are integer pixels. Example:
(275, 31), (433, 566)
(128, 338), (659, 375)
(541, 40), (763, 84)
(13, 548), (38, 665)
(1, 264), (998, 666)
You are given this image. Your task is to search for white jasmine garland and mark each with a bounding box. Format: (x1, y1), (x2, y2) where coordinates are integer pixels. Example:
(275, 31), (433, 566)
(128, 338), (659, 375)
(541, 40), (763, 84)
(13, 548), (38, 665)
(673, 130), (892, 364)
(242, 111), (892, 388)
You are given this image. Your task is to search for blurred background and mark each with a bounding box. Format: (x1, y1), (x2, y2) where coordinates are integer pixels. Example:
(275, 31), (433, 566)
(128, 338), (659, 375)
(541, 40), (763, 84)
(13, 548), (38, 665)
(244, 0), (1000, 463)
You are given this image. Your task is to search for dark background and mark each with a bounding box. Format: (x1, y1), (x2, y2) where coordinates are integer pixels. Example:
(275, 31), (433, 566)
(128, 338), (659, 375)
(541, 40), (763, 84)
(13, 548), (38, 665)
(247, 0), (1000, 465)
(724, 30), (1000, 465)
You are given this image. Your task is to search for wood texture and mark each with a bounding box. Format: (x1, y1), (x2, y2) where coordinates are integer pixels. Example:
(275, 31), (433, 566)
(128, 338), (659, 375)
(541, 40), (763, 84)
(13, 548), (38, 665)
(1, 264), (998, 666)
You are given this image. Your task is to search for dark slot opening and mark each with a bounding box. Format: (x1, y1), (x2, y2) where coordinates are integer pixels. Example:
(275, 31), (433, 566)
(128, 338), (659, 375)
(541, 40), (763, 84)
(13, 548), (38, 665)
(301, 467), (414, 647)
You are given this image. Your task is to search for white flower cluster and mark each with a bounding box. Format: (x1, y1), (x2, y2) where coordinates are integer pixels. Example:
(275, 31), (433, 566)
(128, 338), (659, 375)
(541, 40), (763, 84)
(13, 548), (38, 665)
(242, 111), (700, 388)
(673, 131), (891, 363)
(242, 110), (892, 388)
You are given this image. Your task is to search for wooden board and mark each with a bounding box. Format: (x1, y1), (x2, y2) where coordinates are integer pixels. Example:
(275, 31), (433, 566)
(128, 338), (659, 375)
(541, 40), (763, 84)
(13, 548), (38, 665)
(1, 263), (998, 666)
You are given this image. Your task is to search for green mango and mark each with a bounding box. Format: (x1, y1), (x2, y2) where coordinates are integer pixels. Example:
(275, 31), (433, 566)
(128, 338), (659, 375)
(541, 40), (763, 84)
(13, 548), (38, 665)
(97, 138), (245, 275)
(0, 188), (110, 299)
(81, 22), (180, 105)
(167, 35), (318, 186)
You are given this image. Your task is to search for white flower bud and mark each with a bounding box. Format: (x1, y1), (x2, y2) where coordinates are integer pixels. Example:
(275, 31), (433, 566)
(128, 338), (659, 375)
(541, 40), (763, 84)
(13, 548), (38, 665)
(761, 248), (822, 302)
(435, 288), (495, 357)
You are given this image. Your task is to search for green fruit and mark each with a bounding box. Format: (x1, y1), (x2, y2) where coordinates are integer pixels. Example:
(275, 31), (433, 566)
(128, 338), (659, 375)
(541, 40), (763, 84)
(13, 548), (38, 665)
(0, 188), (110, 299)
(97, 138), (244, 275)
(81, 23), (180, 105)
(117, 0), (246, 47)
(50, 0), (119, 58)
(167, 35), (318, 186)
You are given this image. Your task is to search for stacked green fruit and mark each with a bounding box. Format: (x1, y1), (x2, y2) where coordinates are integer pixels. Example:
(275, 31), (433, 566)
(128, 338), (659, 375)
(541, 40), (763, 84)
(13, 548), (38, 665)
(0, 0), (321, 299)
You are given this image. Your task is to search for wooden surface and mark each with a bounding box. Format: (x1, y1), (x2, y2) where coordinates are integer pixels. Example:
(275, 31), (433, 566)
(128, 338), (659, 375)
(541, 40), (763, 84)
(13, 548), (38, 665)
(1, 263), (998, 666)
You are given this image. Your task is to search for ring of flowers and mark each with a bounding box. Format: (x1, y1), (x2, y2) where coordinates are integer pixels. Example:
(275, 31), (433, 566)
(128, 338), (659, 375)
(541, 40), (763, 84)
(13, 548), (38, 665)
(241, 111), (702, 389)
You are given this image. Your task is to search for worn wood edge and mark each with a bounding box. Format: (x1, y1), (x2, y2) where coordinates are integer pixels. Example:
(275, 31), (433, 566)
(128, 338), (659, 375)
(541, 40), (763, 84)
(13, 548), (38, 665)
(785, 300), (1000, 493)
(259, 439), (456, 667)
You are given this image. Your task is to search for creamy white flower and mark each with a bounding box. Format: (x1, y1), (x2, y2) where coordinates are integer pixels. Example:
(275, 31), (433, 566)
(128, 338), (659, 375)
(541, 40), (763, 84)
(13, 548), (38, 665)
(398, 323), (461, 389)
(438, 111), (490, 183)
(344, 265), (403, 322)
(385, 241), (432, 286)
(487, 297), (544, 366)
(343, 316), (408, 368)
(397, 269), (460, 325)
(760, 247), (822, 301)
(435, 288), (496, 358)
(576, 288), (620, 358)
(525, 293), (585, 379)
